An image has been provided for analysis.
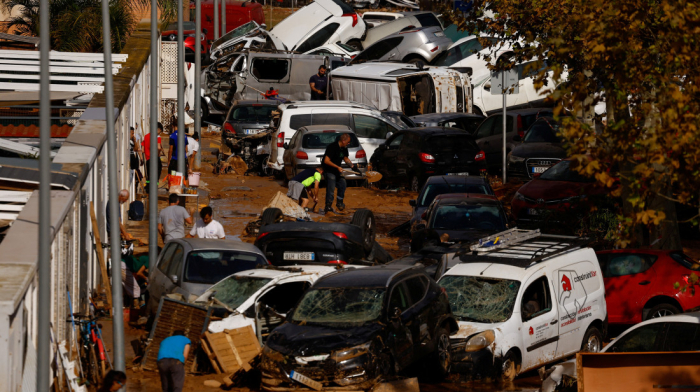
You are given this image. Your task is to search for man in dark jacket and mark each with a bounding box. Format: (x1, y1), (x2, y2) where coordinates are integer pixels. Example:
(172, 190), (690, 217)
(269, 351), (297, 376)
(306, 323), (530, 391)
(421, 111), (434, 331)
(309, 65), (328, 100)
(322, 134), (358, 213)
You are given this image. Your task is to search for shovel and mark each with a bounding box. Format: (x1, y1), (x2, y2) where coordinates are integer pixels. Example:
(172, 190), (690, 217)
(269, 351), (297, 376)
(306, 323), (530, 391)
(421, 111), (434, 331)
(342, 169), (382, 183)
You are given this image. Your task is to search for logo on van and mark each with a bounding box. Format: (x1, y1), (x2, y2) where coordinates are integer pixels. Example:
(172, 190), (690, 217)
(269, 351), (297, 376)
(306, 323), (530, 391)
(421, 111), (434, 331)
(558, 270), (589, 321)
(561, 275), (572, 292)
(529, 326), (534, 335)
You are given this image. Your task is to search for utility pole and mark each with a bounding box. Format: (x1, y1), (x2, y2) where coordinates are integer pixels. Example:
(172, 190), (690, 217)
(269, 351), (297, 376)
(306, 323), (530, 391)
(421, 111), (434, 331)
(36, 0), (51, 387)
(101, 0), (125, 376)
(177, 0), (186, 175)
(214, 0), (219, 39)
(221, 0), (226, 36)
(149, 0), (159, 304)
(195, 0), (202, 170)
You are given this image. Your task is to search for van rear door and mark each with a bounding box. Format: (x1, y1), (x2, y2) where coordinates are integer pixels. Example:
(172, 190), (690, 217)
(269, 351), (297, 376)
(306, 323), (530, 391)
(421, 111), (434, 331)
(396, 73), (436, 116)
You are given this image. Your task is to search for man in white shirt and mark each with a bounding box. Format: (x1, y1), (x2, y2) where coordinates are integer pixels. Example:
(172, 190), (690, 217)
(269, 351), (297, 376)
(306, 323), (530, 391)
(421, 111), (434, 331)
(187, 131), (200, 173)
(186, 206), (226, 239)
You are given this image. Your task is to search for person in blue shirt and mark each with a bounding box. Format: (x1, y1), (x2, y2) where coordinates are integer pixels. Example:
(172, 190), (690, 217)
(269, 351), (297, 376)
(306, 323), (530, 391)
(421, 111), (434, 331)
(157, 330), (191, 392)
(167, 119), (189, 177)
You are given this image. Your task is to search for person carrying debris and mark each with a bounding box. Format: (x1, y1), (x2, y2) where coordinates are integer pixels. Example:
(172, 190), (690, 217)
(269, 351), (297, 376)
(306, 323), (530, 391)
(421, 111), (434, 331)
(322, 134), (358, 213)
(309, 65), (328, 100)
(157, 330), (190, 392)
(187, 206), (226, 239)
(159, 193), (194, 242)
(287, 166), (324, 211)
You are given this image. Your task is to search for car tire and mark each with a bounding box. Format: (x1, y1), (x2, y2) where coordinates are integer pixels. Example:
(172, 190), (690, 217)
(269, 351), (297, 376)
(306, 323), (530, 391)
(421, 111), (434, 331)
(500, 350), (521, 382)
(346, 39), (363, 52)
(350, 208), (376, 253)
(261, 207), (283, 226)
(581, 325), (603, 353)
(645, 303), (681, 320)
(425, 327), (451, 380)
(404, 55), (427, 66)
(200, 97), (209, 120)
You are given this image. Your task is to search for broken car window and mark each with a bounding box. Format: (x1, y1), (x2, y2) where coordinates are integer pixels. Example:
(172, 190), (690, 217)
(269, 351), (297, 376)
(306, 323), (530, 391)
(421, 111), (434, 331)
(251, 58), (290, 81)
(206, 276), (272, 309)
(291, 288), (386, 326)
(184, 251), (268, 284)
(431, 204), (506, 231)
(439, 276), (520, 323)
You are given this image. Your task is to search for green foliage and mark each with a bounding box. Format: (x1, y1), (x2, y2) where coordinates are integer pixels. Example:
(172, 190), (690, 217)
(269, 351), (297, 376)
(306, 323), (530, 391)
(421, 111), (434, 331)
(442, 0), (700, 247)
(2, 0), (137, 53)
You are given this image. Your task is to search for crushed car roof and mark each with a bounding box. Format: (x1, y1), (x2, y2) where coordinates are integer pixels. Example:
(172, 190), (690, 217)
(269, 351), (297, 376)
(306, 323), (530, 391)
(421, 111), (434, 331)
(314, 264), (422, 288)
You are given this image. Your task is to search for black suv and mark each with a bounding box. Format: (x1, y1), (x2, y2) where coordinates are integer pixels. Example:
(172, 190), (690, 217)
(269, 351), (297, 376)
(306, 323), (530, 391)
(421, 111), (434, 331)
(221, 100), (278, 154)
(260, 265), (458, 390)
(370, 127), (487, 192)
(410, 112), (485, 135)
(410, 193), (508, 252)
(254, 208), (391, 266)
(506, 116), (567, 179)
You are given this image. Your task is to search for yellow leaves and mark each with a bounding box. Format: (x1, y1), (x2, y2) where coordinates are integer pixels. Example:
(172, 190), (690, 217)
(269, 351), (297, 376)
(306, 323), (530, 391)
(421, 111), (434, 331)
(636, 210), (666, 225)
(592, 43), (606, 52)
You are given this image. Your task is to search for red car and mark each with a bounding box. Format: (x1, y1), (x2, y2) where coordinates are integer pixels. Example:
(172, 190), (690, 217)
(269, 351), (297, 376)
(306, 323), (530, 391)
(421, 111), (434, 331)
(511, 159), (610, 224)
(597, 249), (700, 325)
(161, 21), (208, 55)
(191, 0), (265, 43)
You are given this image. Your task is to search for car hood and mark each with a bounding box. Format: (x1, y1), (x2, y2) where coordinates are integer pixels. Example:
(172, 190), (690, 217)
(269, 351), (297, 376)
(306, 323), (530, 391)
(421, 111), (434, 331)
(452, 320), (504, 339)
(518, 179), (599, 201)
(511, 142), (567, 159)
(266, 321), (383, 356)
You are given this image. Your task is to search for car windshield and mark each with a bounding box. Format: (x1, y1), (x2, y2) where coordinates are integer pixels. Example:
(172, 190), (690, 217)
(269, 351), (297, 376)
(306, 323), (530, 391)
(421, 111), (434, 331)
(211, 21), (259, 51)
(432, 37), (499, 66)
(291, 288), (385, 326)
(539, 160), (595, 182)
(419, 183), (492, 206)
(205, 276), (272, 309)
(228, 105), (276, 122)
(302, 132), (359, 149)
(439, 276), (521, 323)
(431, 204), (505, 231)
(184, 251), (267, 284)
(523, 120), (563, 143)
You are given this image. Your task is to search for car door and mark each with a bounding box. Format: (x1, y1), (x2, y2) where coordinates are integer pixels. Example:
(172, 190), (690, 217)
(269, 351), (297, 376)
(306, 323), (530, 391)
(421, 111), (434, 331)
(387, 281), (416, 369)
(254, 280), (313, 343)
(149, 242), (179, 306)
(598, 253), (657, 324)
(376, 133), (404, 181)
(519, 274), (559, 371)
(403, 276), (433, 357)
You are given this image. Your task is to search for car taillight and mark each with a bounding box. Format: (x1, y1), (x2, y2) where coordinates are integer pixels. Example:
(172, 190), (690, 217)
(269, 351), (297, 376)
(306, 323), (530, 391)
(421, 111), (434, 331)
(277, 132), (285, 148)
(257, 232), (269, 240)
(475, 151), (486, 161)
(431, 46), (439, 52)
(355, 149), (366, 159)
(328, 260), (348, 265)
(224, 122), (235, 134)
(419, 152), (435, 163)
(296, 151), (308, 160)
(517, 114), (524, 139)
(333, 232), (348, 239)
(342, 13), (358, 27)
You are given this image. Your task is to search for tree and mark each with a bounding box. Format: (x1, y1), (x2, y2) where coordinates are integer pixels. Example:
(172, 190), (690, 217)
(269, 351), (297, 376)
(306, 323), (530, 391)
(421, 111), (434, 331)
(442, 0), (700, 248)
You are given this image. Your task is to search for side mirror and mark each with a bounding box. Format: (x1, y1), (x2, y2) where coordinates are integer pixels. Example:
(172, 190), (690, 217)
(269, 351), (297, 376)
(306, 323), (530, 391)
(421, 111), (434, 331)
(484, 82), (491, 90)
(385, 131), (393, 139)
(513, 135), (522, 142)
(391, 307), (402, 320)
(409, 199), (416, 207)
(171, 275), (179, 284)
(283, 142), (289, 149)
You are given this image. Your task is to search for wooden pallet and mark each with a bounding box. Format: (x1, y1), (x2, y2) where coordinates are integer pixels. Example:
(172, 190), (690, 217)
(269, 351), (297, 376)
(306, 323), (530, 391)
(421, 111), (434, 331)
(201, 326), (261, 375)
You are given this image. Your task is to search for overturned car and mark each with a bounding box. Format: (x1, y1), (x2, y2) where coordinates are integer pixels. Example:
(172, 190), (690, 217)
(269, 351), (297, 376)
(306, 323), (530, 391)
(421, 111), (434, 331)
(260, 264), (457, 390)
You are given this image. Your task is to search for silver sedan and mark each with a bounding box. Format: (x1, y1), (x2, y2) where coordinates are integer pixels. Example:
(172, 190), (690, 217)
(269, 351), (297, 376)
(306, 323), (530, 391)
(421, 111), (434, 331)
(282, 125), (368, 181)
(349, 26), (453, 65)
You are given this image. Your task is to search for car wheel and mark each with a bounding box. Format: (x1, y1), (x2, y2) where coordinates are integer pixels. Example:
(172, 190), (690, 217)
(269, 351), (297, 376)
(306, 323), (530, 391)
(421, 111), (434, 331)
(500, 350), (521, 382)
(581, 326), (603, 353)
(405, 56), (427, 66)
(350, 208), (376, 253)
(200, 98), (209, 120)
(646, 303), (680, 320)
(410, 175), (420, 192)
(346, 39), (363, 52)
(430, 327), (451, 379)
(261, 208), (283, 226)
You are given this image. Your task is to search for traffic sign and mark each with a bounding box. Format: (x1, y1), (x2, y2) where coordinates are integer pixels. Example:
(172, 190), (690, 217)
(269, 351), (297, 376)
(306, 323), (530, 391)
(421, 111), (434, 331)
(490, 68), (519, 95)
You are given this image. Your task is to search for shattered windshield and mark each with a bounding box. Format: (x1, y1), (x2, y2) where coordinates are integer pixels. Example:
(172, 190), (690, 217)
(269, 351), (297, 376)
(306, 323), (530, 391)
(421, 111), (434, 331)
(211, 21), (259, 51)
(439, 276), (520, 323)
(431, 204), (506, 231)
(206, 276), (272, 309)
(291, 288), (385, 326)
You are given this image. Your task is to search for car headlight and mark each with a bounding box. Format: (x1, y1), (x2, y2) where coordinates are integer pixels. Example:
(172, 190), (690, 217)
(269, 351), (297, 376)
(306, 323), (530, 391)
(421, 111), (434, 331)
(465, 330), (495, 352)
(508, 153), (525, 163)
(331, 341), (371, 363)
(514, 192), (526, 202)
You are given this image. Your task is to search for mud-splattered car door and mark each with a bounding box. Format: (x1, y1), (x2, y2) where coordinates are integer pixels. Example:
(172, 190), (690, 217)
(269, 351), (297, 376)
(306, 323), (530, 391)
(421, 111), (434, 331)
(518, 273), (559, 372)
(404, 275), (434, 357)
(386, 281), (415, 369)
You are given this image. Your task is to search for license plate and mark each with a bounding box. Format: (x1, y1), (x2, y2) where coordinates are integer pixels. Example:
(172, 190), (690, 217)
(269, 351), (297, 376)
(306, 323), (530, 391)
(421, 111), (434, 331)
(283, 252), (315, 261)
(448, 172), (469, 176)
(532, 166), (547, 173)
(434, 32), (445, 37)
(290, 371), (322, 390)
(528, 208), (540, 215)
(244, 129), (261, 134)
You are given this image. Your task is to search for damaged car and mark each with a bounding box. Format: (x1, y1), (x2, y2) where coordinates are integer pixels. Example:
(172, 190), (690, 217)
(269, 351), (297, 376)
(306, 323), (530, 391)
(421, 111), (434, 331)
(349, 26), (453, 65)
(255, 208), (392, 266)
(260, 264), (458, 390)
(438, 229), (607, 381)
(209, 21), (285, 60)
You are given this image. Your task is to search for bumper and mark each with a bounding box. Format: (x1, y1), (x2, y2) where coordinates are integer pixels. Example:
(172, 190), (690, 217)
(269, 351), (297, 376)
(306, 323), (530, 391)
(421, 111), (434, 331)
(450, 346), (496, 378)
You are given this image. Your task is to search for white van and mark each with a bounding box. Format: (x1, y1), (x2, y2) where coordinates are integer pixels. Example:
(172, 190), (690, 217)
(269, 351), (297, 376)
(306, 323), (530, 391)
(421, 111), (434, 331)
(438, 228), (607, 380)
(268, 101), (403, 171)
(330, 62), (472, 116)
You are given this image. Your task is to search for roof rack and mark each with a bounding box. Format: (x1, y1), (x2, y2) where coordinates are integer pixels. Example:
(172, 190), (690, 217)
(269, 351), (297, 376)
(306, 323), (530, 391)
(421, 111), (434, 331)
(461, 228), (589, 268)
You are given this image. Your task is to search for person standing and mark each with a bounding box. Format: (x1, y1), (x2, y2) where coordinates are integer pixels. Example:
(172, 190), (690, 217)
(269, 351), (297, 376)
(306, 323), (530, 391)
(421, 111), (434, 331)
(167, 118), (189, 176)
(106, 189), (133, 240)
(322, 134), (358, 213)
(158, 193), (194, 242)
(143, 122), (164, 185)
(186, 206), (226, 239)
(157, 330), (190, 392)
(187, 131), (200, 173)
(287, 166), (323, 211)
(309, 65), (328, 100)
